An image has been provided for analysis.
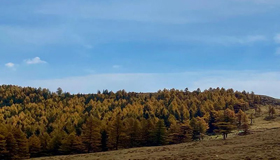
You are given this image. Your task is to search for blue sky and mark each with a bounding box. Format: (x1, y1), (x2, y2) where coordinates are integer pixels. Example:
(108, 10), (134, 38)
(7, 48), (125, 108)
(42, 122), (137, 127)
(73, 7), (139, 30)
(1, 0), (280, 97)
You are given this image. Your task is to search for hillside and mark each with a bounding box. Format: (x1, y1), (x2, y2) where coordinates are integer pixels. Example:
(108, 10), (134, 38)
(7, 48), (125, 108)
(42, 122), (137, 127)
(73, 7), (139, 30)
(0, 85), (279, 159)
(31, 129), (280, 160)
(32, 111), (280, 160)
(260, 95), (280, 106)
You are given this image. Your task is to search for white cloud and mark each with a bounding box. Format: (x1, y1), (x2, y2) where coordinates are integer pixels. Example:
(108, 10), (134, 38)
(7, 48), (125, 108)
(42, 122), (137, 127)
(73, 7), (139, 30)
(217, 35), (267, 45)
(112, 65), (121, 69)
(242, 35), (267, 43)
(163, 34), (268, 46)
(25, 57), (47, 64)
(5, 62), (15, 68)
(274, 34), (280, 44)
(189, 35), (267, 45)
(13, 70), (280, 98)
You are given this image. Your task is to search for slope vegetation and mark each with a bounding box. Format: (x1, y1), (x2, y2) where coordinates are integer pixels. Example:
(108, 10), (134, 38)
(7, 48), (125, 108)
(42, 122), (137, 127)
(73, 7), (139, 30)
(0, 85), (279, 159)
(32, 127), (280, 160)
(32, 106), (280, 160)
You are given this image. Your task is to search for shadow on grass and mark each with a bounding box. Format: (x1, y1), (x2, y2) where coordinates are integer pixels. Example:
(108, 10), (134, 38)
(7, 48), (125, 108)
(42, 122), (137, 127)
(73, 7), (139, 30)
(264, 116), (276, 121)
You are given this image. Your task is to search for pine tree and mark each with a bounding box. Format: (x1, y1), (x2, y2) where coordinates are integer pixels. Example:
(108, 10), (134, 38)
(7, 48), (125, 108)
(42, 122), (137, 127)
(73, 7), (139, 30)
(72, 135), (85, 153)
(81, 116), (101, 153)
(47, 132), (64, 155)
(153, 119), (167, 146)
(241, 114), (250, 134)
(109, 113), (125, 150)
(0, 124), (8, 137)
(0, 134), (8, 160)
(190, 117), (208, 140)
(236, 109), (245, 127)
(125, 118), (141, 148)
(214, 122), (236, 140)
(39, 132), (51, 156)
(214, 109), (236, 140)
(179, 122), (193, 142)
(168, 122), (180, 144)
(60, 133), (85, 154)
(56, 87), (63, 96)
(140, 119), (155, 146)
(168, 120), (193, 144)
(0, 85), (269, 158)
(13, 128), (30, 159)
(101, 130), (108, 151)
(59, 134), (74, 154)
(29, 134), (41, 157)
(5, 133), (18, 160)
(207, 111), (217, 134)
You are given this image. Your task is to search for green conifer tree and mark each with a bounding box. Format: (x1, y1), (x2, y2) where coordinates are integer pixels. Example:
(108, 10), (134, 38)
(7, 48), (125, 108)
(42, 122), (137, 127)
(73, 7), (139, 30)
(153, 119), (167, 146)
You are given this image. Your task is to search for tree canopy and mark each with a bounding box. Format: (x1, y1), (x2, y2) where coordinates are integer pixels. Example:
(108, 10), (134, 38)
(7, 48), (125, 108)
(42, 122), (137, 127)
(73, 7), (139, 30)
(0, 85), (272, 158)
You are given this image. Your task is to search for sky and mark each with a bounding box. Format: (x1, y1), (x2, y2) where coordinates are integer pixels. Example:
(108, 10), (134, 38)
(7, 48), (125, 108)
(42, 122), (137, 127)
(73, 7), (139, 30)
(1, 0), (280, 98)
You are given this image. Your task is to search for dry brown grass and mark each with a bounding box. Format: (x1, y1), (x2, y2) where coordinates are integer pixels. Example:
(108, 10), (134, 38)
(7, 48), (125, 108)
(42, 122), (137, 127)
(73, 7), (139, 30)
(32, 106), (280, 160)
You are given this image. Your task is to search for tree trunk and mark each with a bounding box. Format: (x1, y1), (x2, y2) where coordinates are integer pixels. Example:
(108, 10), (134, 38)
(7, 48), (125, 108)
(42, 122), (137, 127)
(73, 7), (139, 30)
(116, 135), (119, 150)
(223, 134), (226, 140)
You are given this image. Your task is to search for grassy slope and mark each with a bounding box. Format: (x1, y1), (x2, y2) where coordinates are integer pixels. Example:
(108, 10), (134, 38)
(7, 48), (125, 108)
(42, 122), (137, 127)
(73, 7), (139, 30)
(32, 106), (280, 160)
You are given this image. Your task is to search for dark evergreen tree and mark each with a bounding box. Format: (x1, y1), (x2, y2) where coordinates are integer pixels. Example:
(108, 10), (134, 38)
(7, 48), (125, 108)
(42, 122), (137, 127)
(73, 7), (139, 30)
(13, 128), (30, 159)
(5, 133), (18, 160)
(153, 120), (167, 146)
(60, 133), (84, 154)
(29, 134), (41, 157)
(101, 130), (108, 151)
(109, 113), (125, 150)
(0, 134), (8, 160)
(81, 116), (101, 153)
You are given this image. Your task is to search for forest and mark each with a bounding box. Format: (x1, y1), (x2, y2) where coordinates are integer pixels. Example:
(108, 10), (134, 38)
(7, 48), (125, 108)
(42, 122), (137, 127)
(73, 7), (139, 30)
(0, 85), (274, 159)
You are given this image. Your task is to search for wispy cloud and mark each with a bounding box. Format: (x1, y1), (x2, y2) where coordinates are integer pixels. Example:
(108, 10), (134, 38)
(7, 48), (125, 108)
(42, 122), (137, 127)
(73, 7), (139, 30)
(35, 0), (280, 24)
(212, 35), (267, 45)
(275, 34), (280, 44)
(4, 62), (16, 71)
(180, 35), (268, 45)
(5, 62), (15, 68)
(240, 35), (267, 43)
(113, 65), (121, 69)
(25, 57), (47, 65)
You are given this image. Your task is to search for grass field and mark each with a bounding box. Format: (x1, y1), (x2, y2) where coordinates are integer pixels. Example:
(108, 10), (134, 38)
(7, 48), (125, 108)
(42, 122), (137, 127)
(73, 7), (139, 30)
(32, 106), (280, 160)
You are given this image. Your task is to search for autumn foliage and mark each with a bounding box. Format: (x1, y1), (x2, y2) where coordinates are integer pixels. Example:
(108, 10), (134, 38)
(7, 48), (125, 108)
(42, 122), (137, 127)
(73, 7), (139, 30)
(0, 85), (266, 159)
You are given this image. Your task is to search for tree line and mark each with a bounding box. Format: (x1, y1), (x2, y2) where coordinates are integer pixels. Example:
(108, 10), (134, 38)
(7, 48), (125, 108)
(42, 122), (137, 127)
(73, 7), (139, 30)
(0, 85), (271, 159)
